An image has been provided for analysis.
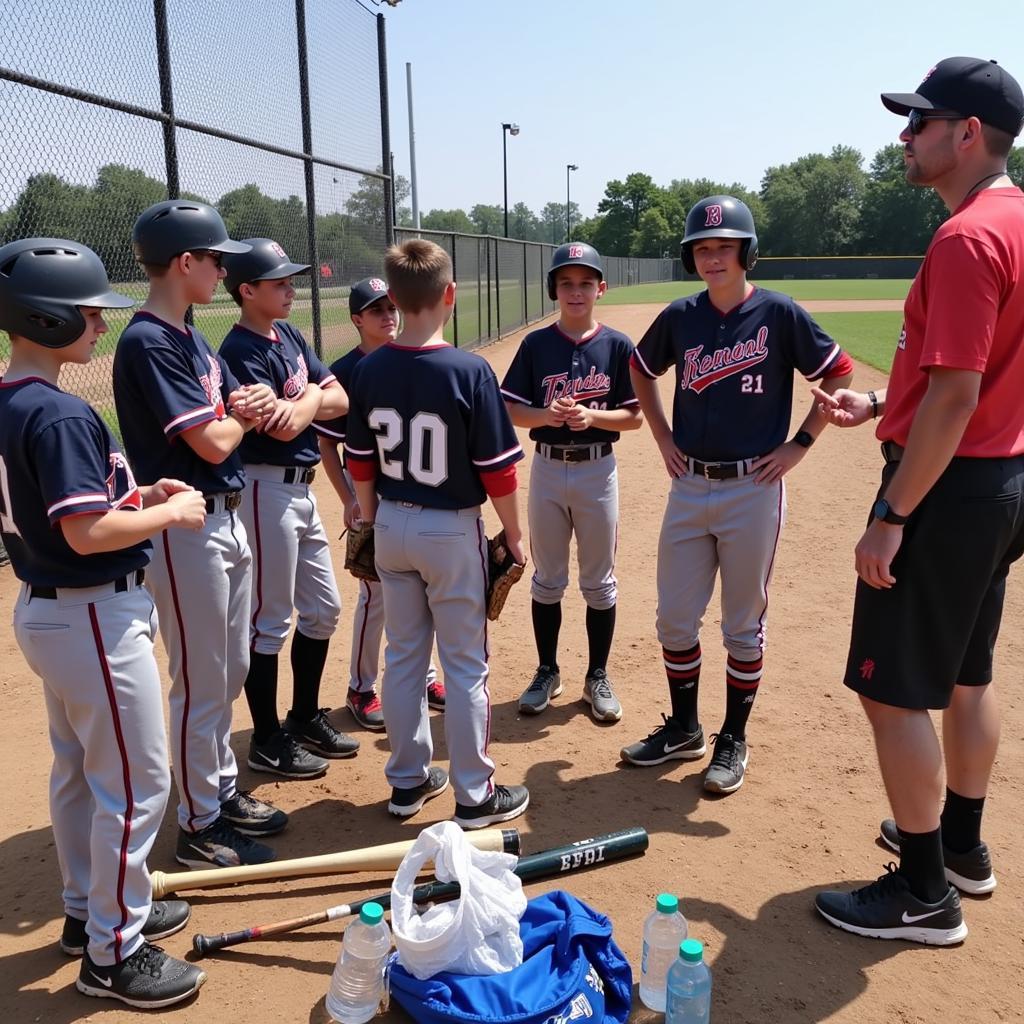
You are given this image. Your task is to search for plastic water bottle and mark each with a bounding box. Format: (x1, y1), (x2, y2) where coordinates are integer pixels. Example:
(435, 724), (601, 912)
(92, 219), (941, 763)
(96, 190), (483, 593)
(639, 893), (689, 1011)
(666, 938), (712, 1024)
(326, 902), (392, 1024)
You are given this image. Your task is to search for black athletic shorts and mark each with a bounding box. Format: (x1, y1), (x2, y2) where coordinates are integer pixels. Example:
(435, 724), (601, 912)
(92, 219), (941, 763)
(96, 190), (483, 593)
(845, 452), (1024, 710)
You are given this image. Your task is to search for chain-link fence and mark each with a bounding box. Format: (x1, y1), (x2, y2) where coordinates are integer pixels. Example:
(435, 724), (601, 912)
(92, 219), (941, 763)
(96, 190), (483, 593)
(394, 228), (678, 350)
(0, 0), (393, 427)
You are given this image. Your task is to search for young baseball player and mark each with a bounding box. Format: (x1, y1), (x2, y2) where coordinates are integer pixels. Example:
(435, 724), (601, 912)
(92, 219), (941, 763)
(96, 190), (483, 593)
(344, 239), (530, 827)
(317, 277), (445, 732)
(219, 239), (357, 779)
(624, 195), (854, 794)
(0, 238), (206, 1007)
(500, 243), (642, 722)
(112, 200), (287, 869)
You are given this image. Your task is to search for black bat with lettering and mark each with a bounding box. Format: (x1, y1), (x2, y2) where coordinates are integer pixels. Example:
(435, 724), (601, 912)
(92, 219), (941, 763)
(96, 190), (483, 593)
(192, 826), (648, 957)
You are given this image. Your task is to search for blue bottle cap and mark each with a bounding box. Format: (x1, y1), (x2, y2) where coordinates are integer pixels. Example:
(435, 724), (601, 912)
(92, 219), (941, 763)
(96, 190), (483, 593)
(680, 938), (703, 964)
(360, 902), (384, 925)
(656, 893), (679, 913)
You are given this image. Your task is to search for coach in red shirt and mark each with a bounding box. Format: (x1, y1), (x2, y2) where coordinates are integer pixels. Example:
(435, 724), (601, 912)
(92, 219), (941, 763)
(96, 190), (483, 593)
(812, 57), (1024, 946)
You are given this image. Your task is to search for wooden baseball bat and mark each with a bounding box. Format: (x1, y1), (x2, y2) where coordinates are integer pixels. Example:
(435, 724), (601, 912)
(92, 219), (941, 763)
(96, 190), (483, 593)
(151, 828), (520, 899)
(192, 825), (648, 957)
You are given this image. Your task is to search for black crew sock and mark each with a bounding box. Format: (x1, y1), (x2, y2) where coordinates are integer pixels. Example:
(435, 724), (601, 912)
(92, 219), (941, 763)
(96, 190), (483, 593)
(940, 788), (986, 853)
(244, 651), (280, 744)
(664, 643), (701, 733)
(585, 604), (616, 677)
(532, 600), (562, 672)
(897, 827), (949, 904)
(290, 631), (330, 722)
(721, 653), (763, 741)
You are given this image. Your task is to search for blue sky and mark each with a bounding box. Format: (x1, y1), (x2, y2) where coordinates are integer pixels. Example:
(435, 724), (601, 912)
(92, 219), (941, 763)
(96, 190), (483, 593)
(381, 0), (1024, 219)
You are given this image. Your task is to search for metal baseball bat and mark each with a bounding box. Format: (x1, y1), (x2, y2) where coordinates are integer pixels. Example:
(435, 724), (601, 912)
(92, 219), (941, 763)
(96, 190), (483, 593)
(192, 825), (648, 957)
(152, 828), (520, 899)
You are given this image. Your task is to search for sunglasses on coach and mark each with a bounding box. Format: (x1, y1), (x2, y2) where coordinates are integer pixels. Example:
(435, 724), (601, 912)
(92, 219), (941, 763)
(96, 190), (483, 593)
(906, 109), (965, 135)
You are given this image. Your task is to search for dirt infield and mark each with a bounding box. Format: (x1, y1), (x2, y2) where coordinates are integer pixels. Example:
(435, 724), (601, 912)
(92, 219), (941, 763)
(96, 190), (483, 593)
(1, 303), (1021, 1024)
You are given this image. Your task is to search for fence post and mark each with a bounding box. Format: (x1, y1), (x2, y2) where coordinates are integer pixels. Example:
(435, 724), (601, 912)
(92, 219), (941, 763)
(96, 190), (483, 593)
(486, 237), (492, 339)
(152, 0), (179, 200)
(377, 14), (394, 246)
(477, 236), (483, 345)
(294, 0), (323, 357)
(494, 238), (501, 339)
(450, 232), (458, 347)
(522, 242), (528, 325)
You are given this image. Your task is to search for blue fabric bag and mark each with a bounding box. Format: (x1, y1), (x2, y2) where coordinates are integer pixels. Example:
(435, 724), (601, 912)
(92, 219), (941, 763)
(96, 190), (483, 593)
(387, 890), (632, 1024)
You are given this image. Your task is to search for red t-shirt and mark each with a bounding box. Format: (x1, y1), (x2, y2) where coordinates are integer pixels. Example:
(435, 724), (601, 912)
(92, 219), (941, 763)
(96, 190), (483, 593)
(880, 186), (1024, 457)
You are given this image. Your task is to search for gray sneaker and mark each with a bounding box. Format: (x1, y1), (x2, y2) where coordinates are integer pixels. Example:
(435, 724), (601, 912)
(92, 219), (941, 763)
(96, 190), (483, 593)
(518, 666), (562, 714)
(703, 733), (749, 794)
(582, 669), (622, 722)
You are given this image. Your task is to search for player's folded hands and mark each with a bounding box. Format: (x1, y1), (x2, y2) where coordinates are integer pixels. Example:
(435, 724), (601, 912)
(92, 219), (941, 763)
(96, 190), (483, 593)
(230, 382), (276, 420)
(260, 398), (297, 435)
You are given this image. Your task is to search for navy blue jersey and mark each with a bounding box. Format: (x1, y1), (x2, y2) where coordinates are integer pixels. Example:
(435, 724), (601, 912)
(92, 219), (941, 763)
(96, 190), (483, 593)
(113, 312), (245, 492)
(632, 287), (843, 461)
(314, 345), (365, 445)
(0, 377), (149, 586)
(500, 323), (638, 444)
(219, 320), (337, 467)
(344, 342), (523, 509)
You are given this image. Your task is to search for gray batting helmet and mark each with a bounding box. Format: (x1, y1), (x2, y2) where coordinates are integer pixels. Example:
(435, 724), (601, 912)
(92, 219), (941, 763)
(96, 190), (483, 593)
(681, 195), (759, 274)
(222, 239), (311, 295)
(0, 238), (135, 349)
(132, 200), (250, 267)
(547, 242), (604, 300)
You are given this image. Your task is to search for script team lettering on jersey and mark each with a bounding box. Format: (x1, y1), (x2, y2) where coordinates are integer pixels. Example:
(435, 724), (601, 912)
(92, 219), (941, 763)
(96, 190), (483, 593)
(541, 366), (613, 407)
(681, 325), (769, 394)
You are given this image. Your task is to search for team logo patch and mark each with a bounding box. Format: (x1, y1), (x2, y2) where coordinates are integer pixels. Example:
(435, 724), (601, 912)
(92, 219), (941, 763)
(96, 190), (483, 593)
(704, 204), (723, 227)
(897, 322), (907, 350)
(369, 277), (387, 293)
(922, 65), (937, 81)
(568, 245), (584, 259)
(283, 354), (309, 401)
(199, 354), (226, 417)
(541, 993), (594, 1024)
(270, 241), (287, 259)
(860, 658), (876, 681)
(107, 452), (142, 511)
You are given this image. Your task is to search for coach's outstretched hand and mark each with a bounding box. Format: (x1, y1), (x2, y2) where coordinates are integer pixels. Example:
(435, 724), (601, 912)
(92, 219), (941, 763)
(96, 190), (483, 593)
(812, 386), (873, 428)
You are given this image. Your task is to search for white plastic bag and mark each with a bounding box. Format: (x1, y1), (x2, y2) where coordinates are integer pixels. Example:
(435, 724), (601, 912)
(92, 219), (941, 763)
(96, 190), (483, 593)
(390, 820), (526, 980)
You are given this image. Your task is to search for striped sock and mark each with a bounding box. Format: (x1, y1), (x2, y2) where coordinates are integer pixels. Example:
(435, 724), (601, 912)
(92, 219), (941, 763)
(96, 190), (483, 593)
(722, 653), (763, 740)
(664, 644), (701, 733)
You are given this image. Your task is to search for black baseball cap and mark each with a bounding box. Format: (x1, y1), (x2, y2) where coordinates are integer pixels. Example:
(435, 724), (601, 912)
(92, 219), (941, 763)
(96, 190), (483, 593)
(881, 57), (1024, 137)
(349, 276), (390, 314)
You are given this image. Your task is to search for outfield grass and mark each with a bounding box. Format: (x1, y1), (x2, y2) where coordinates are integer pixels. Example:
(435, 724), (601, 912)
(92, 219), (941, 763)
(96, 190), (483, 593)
(812, 311), (903, 373)
(602, 279), (912, 305)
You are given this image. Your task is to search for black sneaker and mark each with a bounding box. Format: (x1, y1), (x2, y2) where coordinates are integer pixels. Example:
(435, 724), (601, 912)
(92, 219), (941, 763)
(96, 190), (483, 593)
(175, 817), (276, 869)
(76, 942), (207, 1008)
(620, 715), (706, 766)
(453, 784), (530, 829)
(247, 729), (329, 779)
(815, 863), (968, 945)
(387, 766), (449, 817)
(284, 708), (360, 759)
(703, 732), (749, 794)
(60, 900), (192, 957)
(518, 666), (562, 714)
(220, 791), (289, 837)
(880, 818), (997, 895)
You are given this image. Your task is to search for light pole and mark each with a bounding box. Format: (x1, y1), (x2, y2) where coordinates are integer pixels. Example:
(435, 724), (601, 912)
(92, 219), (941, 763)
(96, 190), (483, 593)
(566, 163), (578, 241)
(502, 122), (519, 237)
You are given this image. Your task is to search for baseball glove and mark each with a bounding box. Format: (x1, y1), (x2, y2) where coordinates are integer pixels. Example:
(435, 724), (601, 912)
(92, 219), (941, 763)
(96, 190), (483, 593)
(486, 530), (526, 621)
(344, 523), (379, 582)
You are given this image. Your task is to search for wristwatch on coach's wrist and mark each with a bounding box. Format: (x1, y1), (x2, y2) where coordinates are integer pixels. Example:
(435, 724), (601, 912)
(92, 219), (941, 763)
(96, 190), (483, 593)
(792, 430), (815, 449)
(872, 498), (908, 526)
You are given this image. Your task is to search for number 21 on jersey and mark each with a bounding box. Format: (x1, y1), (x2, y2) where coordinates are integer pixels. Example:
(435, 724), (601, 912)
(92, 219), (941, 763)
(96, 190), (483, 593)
(369, 409), (449, 487)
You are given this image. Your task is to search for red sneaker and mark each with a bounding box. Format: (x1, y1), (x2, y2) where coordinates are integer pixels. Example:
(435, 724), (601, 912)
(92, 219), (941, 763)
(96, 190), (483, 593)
(346, 688), (385, 731)
(427, 679), (446, 711)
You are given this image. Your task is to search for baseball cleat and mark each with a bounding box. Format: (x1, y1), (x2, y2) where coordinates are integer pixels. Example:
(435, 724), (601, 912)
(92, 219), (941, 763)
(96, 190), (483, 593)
(247, 730), (329, 779)
(284, 708), (360, 759)
(60, 901), (192, 957)
(879, 818), (997, 895)
(703, 733), (748, 794)
(620, 715), (706, 766)
(518, 666), (562, 714)
(582, 668), (622, 722)
(346, 687), (386, 731)
(175, 818), (275, 869)
(387, 766), (449, 817)
(815, 863), (968, 945)
(220, 791), (289, 837)
(453, 784), (530, 829)
(77, 942), (207, 1008)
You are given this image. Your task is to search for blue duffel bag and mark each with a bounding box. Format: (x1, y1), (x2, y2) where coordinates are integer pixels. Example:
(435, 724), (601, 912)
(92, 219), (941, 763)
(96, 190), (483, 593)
(387, 890), (632, 1024)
